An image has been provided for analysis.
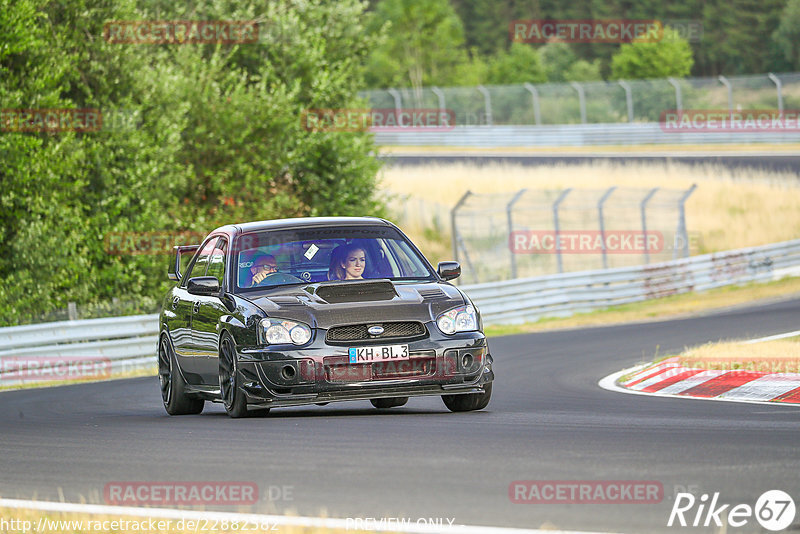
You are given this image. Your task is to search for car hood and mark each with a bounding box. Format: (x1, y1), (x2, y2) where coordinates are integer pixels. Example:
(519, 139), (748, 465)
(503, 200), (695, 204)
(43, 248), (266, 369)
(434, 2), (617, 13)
(244, 279), (465, 328)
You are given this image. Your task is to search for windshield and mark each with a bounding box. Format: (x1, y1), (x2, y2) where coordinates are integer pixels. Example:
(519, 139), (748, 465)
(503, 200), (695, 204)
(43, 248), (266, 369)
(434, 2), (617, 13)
(234, 225), (435, 291)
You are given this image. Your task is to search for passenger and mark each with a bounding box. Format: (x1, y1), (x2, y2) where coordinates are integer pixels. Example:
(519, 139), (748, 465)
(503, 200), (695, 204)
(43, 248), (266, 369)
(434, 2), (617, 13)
(328, 244), (366, 280)
(250, 254), (279, 286)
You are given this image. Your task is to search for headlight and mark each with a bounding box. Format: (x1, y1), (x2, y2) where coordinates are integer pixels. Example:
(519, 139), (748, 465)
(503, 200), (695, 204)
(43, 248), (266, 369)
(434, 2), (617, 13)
(259, 318), (312, 346)
(436, 305), (477, 335)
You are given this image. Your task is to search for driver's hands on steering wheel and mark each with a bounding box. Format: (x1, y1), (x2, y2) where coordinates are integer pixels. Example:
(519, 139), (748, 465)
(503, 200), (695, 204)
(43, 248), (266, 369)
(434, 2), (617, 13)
(252, 270), (272, 285)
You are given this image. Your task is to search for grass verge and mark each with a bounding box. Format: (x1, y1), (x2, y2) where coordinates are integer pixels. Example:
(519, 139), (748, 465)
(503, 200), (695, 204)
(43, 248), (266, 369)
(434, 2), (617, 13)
(483, 275), (800, 337)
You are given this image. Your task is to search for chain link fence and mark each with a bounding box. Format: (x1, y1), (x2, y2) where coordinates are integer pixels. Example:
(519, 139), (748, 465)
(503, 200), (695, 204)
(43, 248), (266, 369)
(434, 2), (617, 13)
(451, 186), (696, 284)
(360, 73), (800, 126)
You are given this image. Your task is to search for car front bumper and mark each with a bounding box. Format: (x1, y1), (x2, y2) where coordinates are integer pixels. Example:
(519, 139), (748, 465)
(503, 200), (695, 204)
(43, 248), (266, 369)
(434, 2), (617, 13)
(235, 331), (493, 408)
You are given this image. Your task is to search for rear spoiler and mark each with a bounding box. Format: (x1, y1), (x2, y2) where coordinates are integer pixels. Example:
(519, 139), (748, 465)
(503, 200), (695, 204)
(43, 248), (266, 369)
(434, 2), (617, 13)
(168, 245), (200, 282)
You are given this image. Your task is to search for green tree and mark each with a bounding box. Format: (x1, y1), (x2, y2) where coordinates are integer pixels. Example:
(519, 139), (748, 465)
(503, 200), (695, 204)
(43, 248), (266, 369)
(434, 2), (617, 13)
(538, 41), (578, 83)
(564, 59), (603, 82)
(365, 0), (471, 92)
(697, 0), (785, 75)
(487, 43), (546, 84)
(610, 28), (694, 80)
(0, 0), (384, 324)
(771, 0), (800, 70)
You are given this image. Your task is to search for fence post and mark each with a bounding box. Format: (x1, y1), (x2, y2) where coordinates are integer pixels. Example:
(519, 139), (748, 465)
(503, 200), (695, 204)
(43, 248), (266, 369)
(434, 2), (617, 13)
(618, 80), (634, 122)
(640, 188), (659, 264)
(476, 85), (493, 125)
(667, 77), (682, 112)
(523, 83), (542, 125)
(767, 73), (784, 115)
(718, 75), (733, 120)
(570, 82), (587, 124)
(553, 188), (572, 273)
(387, 88), (402, 116)
(431, 86), (446, 118)
(451, 191), (472, 265)
(68, 302), (78, 321)
(506, 189), (527, 279)
(598, 186), (617, 269)
(676, 184), (697, 259)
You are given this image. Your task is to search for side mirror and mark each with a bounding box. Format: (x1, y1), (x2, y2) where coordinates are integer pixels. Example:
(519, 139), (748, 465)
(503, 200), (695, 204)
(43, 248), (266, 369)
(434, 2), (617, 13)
(187, 276), (220, 296)
(169, 245), (199, 282)
(437, 261), (461, 281)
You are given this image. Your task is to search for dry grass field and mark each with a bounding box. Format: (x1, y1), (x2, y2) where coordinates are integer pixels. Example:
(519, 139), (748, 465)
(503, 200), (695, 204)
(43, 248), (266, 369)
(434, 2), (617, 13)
(379, 161), (800, 266)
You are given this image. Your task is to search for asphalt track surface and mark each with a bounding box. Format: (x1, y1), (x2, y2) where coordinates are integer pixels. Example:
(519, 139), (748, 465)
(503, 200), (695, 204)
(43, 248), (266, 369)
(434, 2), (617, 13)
(379, 153), (800, 173)
(2, 297), (800, 533)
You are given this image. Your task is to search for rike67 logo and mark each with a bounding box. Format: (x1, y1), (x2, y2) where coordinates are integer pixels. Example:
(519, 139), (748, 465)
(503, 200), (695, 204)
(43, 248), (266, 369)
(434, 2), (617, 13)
(669, 490), (796, 531)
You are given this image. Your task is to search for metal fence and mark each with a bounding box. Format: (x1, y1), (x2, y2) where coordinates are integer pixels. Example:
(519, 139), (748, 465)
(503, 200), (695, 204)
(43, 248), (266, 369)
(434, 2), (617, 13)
(465, 238), (800, 325)
(360, 72), (800, 126)
(451, 186), (696, 284)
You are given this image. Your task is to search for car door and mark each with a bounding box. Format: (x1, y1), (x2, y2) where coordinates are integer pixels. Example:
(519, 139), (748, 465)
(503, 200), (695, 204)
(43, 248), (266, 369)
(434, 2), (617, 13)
(192, 237), (229, 385)
(174, 237), (218, 383)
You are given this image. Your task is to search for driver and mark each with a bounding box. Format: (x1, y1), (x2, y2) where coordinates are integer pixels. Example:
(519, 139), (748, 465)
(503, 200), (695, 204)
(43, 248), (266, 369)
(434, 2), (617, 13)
(250, 254), (279, 286)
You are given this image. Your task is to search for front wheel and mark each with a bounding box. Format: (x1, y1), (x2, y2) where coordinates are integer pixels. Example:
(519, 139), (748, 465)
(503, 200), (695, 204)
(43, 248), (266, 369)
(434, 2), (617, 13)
(159, 337), (204, 416)
(219, 334), (249, 418)
(442, 382), (492, 412)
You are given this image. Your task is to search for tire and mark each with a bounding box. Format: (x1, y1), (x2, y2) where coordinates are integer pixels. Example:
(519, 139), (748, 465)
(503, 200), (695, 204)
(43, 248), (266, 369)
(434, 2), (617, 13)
(370, 397), (409, 409)
(219, 333), (249, 418)
(159, 337), (204, 416)
(442, 382), (492, 412)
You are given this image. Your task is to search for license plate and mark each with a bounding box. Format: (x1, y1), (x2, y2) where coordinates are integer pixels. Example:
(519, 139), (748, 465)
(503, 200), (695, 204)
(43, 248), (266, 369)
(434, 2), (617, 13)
(348, 344), (409, 364)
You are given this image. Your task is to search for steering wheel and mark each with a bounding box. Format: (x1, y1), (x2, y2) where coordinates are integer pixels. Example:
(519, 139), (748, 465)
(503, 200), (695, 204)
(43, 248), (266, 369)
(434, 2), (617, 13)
(252, 272), (304, 286)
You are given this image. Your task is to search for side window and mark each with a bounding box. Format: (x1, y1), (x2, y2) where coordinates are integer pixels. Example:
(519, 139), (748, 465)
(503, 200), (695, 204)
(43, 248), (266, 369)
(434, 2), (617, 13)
(184, 237), (218, 283)
(206, 238), (227, 286)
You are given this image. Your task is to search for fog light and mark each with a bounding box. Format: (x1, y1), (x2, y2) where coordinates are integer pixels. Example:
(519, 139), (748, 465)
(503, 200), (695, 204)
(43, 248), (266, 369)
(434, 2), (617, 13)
(280, 365), (296, 381)
(461, 353), (474, 369)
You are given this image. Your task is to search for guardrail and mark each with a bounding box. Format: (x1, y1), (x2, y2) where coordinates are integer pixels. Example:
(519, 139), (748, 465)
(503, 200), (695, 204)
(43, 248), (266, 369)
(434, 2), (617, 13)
(371, 124), (800, 147)
(465, 239), (800, 324)
(1, 239), (798, 384)
(0, 314), (159, 385)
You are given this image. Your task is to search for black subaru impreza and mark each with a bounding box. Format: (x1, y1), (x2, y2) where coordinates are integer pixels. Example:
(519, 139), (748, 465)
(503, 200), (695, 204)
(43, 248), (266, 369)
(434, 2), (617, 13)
(158, 217), (493, 418)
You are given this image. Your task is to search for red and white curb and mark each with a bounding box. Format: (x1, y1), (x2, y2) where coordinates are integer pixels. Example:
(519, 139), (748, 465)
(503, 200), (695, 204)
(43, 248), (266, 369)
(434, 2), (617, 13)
(599, 331), (800, 406)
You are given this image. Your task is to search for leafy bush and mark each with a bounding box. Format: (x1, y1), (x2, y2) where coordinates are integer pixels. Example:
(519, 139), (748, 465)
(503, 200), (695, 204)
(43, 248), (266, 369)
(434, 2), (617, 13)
(0, 0), (384, 325)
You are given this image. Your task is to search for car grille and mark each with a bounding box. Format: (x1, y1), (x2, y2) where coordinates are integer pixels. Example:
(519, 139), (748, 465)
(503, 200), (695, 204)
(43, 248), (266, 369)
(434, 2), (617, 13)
(326, 321), (426, 344)
(323, 351), (436, 381)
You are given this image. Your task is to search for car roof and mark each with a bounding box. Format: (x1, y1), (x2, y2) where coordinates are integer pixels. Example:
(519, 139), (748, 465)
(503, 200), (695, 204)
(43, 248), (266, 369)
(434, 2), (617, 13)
(211, 216), (394, 236)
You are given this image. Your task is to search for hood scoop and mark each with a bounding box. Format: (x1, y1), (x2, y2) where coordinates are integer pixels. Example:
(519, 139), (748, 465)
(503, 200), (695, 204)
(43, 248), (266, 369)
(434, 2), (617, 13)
(268, 296), (307, 307)
(308, 280), (397, 304)
(418, 287), (448, 301)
